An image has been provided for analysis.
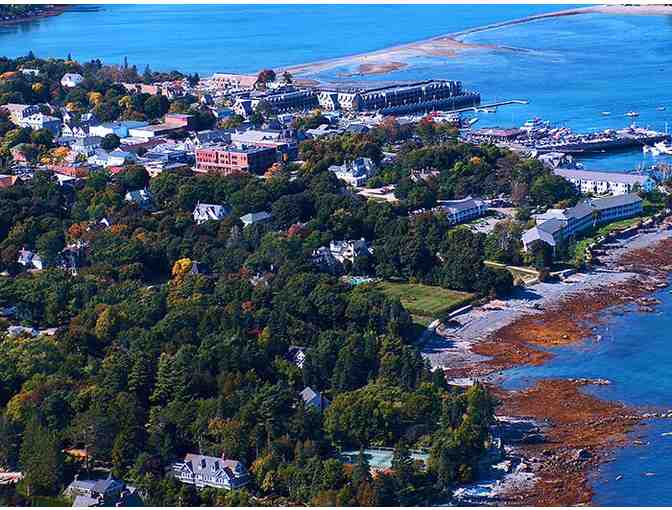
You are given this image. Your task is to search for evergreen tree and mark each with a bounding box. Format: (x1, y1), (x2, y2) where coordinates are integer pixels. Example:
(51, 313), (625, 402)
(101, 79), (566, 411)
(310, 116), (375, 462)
(351, 448), (371, 488)
(19, 418), (63, 497)
(150, 352), (175, 405)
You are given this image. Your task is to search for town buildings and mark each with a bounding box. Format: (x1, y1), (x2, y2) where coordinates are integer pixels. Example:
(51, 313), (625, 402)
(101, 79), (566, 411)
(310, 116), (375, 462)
(522, 193), (643, 253)
(195, 145), (277, 175)
(170, 454), (251, 490)
(553, 168), (655, 195)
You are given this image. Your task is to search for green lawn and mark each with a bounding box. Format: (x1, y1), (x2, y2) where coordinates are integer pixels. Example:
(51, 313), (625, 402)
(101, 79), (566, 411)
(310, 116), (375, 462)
(376, 281), (474, 324)
(572, 216), (643, 265)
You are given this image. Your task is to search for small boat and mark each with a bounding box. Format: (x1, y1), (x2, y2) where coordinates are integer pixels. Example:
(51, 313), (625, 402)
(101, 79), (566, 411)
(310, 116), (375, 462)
(655, 141), (672, 155)
(626, 111), (640, 117)
(657, 106), (666, 111)
(643, 145), (653, 153)
(600, 111), (611, 116)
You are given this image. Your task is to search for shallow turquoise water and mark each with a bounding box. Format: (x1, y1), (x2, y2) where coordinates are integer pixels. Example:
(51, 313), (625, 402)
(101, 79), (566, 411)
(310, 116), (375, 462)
(2, 5), (672, 504)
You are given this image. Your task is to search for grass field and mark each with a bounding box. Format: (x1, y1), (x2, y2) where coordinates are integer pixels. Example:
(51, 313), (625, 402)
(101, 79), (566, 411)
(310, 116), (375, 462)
(573, 216), (642, 265)
(376, 281), (474, 325)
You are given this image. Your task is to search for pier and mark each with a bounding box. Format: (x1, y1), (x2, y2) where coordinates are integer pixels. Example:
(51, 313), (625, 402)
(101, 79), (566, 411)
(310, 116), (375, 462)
(454, 99), (529, 113)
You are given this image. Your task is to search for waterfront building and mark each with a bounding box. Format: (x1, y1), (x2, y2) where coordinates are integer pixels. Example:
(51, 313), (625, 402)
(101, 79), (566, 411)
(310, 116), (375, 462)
(553, 168), (655, 195)
(255, 88), (319, 113)
(209, 72), (258, 89)
(317, 80), (480, 115)
(328, 157), (377, 187)
(170, 454), (250, 490)
(195, 145), (277, 175)
(522, 193), (643, 253)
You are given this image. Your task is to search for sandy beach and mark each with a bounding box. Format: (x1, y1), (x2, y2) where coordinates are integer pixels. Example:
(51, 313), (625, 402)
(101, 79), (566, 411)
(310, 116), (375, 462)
(282, 4), (672, 78)
(425, 218), (672, 505)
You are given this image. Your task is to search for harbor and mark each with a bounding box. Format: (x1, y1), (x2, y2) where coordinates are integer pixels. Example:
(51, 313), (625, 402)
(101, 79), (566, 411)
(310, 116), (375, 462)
(463, 117), (671, 156)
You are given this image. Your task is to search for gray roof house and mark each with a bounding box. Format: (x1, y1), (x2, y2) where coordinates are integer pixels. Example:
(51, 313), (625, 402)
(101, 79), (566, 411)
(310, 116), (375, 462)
(522, 194), (643, 253)
(124, 189), (155, 210)
(328, 157), (377, 187)
(300, 386), (330, 412)
(64, 476), (142, 507)
(170, 454), (250, 490)
(193, 202), (232, 224)
(240, 211), (272, 228)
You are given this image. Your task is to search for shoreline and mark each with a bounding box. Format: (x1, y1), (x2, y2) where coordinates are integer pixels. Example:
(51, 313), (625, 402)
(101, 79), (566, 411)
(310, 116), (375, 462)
(282, 4), (672, 78)
(0, 5), (71, 27)
(425, 219), (672, 505)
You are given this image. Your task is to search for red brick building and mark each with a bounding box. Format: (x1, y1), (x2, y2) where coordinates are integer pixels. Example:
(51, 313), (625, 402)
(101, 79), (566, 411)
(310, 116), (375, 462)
(195, 145), (277, 175)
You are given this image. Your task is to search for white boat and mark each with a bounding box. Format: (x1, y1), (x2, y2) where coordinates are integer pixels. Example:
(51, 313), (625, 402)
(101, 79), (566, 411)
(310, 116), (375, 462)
(600, 111), (611, 116)
(654, 141), (672, 155)
(626, 111), (640, 117)
(651, 146), (662, 156)
(643, 145), (653, 153)
(657, 106), (666, 111)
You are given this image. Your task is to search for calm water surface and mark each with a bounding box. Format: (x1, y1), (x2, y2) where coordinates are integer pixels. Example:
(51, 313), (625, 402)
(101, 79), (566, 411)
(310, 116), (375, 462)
(2, 4), (672, 505)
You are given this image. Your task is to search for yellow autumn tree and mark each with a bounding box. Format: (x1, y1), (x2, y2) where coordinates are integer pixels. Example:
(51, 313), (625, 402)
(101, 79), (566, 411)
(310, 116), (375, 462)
(171, 258), (193, 279)
(88, 91), (103, 106)
(118, 95), (133, 110)
(65, 102), (82, 112)
(31, 82), (45, 95)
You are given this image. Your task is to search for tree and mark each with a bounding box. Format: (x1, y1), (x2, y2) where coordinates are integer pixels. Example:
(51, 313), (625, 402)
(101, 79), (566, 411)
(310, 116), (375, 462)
(351, 449), (371, 487)
(19, 418), (63, 497)
(255, 69), (276, 89)
(282, 71), (293, 84)
(144, 94), (169, 119)
(29, 128), (53, 147)
(35, 230), (65, 267)
(100, 133), (121, 151)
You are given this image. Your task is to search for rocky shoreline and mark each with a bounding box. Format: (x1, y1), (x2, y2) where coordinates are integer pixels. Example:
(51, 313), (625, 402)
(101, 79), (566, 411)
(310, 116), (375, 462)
(431, 219), (672, 506)
(0, 5), (70, 27)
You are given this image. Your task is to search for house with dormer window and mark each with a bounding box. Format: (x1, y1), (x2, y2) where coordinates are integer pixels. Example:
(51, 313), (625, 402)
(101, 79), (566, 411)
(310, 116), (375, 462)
(169, 454), (250, 490)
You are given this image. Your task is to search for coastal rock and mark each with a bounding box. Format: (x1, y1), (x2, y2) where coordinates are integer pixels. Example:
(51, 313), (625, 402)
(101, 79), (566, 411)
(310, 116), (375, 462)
(574, 448), (592, 461)
(522, 433), (546, 444)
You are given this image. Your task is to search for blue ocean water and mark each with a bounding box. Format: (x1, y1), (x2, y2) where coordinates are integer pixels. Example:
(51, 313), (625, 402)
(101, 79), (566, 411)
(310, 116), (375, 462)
(1, 5), (672, 504)
(0, 4), (564, 73)
(502, 286), (672, 506)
